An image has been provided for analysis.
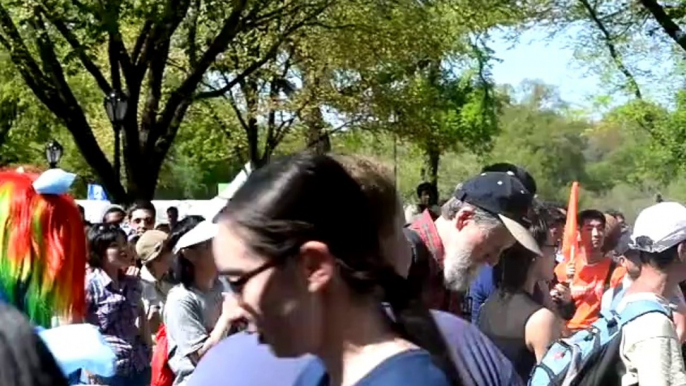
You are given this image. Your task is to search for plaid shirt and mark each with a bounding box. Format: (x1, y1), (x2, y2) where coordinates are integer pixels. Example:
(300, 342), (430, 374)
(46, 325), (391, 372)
(409, 210), (464, 317)
(85, 268), (151, 376)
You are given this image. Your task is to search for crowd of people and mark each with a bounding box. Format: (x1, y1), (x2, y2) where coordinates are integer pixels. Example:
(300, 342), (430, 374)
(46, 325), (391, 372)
(1, 154), (686, 386)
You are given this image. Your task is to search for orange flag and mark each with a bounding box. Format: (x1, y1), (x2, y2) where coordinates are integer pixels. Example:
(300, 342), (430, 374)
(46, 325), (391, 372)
(560, 182), (580, 282)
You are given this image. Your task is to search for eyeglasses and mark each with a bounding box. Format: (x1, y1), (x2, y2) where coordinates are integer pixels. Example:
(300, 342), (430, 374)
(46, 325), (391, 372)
(226, 259), (282, 294)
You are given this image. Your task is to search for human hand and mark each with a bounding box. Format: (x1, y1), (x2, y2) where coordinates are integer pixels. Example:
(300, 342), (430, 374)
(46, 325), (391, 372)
(126, 266), (140, 277)
(565, 264), (575, 281)
(551, 283), (571, 304)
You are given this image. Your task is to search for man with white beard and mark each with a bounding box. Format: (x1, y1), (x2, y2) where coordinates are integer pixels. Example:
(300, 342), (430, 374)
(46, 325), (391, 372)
(407, 171), (542, 317)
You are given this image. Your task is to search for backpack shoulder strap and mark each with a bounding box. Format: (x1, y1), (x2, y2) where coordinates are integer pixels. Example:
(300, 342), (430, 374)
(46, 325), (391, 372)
(617, 299), (672, 327)
(403, 227), (430, 264)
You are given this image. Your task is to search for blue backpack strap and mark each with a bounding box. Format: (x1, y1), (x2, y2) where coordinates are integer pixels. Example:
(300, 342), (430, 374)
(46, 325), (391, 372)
(616, 299), (671, 328)
(608, 285), (626, 313)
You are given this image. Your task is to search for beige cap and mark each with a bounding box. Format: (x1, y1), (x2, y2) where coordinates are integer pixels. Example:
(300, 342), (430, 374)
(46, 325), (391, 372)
(135, 230), (169, 264)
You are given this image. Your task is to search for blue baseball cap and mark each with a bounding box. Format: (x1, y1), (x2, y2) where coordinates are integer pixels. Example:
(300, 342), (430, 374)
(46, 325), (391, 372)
(454, 172), (541, 256)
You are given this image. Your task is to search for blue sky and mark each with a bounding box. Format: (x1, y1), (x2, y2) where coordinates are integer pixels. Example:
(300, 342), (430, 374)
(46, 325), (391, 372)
(489, 27), (601, 109)
(488, 26), (678, 112)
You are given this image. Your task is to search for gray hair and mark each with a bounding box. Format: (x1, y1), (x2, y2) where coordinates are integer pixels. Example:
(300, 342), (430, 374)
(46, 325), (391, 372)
(441, 197), (502, 230)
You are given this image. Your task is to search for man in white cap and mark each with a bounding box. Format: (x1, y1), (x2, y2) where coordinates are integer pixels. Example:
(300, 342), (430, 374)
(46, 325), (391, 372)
(616, 202), (686, 385)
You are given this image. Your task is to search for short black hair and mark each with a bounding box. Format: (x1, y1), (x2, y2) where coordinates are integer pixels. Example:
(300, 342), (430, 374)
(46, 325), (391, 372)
(128, 200), (156, 219)
(578, 209), (606, 227)
(166, 206), (178, 215)
(540, 201), (566, 225)
(606, 209), (625, 220)
(416, 182), (438, 201)
(87, 223), (127, 268)
(635, 240), (680, 271)
(103, 206), (125, 220)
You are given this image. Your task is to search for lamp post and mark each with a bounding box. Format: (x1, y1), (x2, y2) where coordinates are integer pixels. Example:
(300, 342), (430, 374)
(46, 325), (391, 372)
(103, 90), (128, 182)
(45, 139), (63, 169)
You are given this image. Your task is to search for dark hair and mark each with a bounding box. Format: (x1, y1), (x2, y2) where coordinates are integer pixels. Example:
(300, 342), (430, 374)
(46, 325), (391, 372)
(167, 216), (205, 288)
(635, 237), (681, 270)
(416, 182), (438, 202)
(0, 303), (68, 386)
(540, 201), (566, 225)
(578, 209), (606, 227)
(128, 200), (156, 219)
(102, 206), (125, 221)
(87, 223), (127, 268)
(219, 153), (461, 386)
(167, 206), (178, 215)
(606, 209), (625, 220)
(497, 212), (549, 293)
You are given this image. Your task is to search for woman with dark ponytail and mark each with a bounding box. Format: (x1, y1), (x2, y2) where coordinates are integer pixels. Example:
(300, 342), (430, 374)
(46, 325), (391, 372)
(163, 216), (235, 386)
(213, 153), (460, 386)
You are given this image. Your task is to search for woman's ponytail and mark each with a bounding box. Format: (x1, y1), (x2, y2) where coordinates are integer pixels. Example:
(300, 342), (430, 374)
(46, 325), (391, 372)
(379, 267), (463, 386)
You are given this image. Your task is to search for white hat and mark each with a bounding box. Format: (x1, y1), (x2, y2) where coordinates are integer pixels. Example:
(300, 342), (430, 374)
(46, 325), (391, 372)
(173, 220), (218, 254)
(173, 163), (252, 254)
(630, 202), (686, 253)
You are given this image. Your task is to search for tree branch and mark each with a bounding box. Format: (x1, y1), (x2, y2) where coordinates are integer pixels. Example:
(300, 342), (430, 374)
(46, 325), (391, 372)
(193, 44), (280, 100)
(639, 0), (686, 52)
(132, 20), (153, 65)
(226, 86), (250, 132)
(37, 4), (112, 93)
(153, 0), (249, 137)
(0, 5), (55, 98)
(580, 0), (643, 99)
(186, 0), (201, 67)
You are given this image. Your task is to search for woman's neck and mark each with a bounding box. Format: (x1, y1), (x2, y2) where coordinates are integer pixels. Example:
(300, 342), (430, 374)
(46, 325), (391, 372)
(523, 273), (537, 295)
(193, 268), (216, 292)
(316, 301), (413, 386)
(102, 264), (120, 288)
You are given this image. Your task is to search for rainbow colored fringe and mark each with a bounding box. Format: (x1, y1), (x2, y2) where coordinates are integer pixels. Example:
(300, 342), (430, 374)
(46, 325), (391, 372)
(0, 170), (86, 327)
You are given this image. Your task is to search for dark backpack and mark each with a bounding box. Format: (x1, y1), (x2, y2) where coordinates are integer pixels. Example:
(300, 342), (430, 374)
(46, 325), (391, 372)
(528, 299), (671, 386)
(403, 227), (432, 299)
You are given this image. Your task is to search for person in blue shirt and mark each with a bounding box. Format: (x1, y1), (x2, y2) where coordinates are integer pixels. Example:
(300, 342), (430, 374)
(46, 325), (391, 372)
(211, 154), (460, 386)
(195, 155), (521, 386)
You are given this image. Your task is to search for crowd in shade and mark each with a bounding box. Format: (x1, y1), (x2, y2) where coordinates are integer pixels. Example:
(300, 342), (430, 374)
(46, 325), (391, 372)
(0, 153), (685, 386)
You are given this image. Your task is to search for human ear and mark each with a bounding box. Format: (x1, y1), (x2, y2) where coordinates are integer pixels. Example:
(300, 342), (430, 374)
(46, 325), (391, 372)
(677, 242), (686, 263)
(455, 206), (476, 231)
(298, 241), (335, 293)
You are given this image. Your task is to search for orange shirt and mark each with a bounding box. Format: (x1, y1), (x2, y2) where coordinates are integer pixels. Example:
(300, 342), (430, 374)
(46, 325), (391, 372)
(554, 255), (625, 331)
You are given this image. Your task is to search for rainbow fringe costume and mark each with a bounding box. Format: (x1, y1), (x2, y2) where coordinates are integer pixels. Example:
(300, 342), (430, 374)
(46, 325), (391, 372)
(0, 169), (86, 327)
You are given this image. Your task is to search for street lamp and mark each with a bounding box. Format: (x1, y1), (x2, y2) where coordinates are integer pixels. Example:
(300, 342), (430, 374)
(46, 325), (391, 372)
(103, 90), (128, 181)
(45, 139), (63, 169)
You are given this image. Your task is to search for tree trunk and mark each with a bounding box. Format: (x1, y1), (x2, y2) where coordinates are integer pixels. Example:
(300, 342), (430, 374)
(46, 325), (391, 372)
(304, 108), (330, 155)
(425, 141), (440, 189)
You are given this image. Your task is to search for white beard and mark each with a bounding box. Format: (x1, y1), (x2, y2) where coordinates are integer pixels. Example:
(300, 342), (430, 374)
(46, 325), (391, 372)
(443, 242), (481, 293)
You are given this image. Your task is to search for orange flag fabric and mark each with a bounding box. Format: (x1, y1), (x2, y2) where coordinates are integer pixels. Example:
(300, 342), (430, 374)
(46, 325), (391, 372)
(560, 182), (579, 277)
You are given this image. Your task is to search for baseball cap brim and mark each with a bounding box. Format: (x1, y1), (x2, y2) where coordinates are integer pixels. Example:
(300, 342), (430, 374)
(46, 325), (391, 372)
(499, 214), (542, 256)
(173, 220), (218, 254)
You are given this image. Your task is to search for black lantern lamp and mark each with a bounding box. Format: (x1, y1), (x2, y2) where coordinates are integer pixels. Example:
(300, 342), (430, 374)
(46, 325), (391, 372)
(103, 90), (128, 181)
(45, 139), (63, 169)
(104, 90), (128, 124)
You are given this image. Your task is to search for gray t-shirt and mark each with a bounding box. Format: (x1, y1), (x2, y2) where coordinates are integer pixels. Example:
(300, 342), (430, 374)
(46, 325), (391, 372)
(164, 281), (224, 386)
